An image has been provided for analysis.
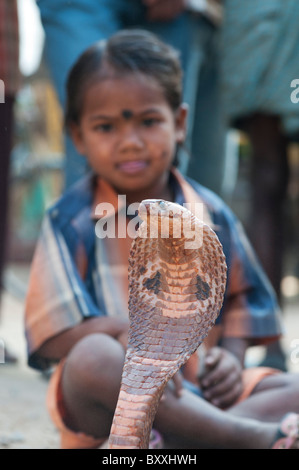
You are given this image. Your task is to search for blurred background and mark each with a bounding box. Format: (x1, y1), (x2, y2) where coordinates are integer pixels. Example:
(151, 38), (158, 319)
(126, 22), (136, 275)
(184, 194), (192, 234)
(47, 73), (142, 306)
(6, 0), (63, 268)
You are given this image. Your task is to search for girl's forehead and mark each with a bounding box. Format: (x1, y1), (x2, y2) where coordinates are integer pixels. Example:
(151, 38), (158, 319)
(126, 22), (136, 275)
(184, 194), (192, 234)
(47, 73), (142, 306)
(90, 71), (163, 94)
(83, 73), (170, 113)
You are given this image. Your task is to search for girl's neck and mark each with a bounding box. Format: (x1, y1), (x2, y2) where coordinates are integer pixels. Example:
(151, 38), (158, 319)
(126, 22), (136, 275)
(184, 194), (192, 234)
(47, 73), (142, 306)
(126, 186), (173, 206)
(118, 174), (174, 206)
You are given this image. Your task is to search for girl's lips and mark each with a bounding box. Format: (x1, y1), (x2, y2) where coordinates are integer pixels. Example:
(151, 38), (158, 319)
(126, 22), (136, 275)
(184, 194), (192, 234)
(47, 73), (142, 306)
(117, 160), (148, 174)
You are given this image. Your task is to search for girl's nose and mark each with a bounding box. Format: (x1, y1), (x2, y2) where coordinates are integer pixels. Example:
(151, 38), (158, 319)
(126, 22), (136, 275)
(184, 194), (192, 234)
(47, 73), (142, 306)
(119, 126), (144, 151)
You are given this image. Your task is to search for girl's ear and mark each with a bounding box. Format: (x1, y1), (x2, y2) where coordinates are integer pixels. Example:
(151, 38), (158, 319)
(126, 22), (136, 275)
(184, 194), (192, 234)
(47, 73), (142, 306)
(69, 123), (86, 155)
(175, 103), (188, 144)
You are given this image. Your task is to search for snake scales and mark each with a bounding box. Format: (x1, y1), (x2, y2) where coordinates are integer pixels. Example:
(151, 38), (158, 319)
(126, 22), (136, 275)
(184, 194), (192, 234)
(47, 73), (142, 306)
(108, 199), (227, 449)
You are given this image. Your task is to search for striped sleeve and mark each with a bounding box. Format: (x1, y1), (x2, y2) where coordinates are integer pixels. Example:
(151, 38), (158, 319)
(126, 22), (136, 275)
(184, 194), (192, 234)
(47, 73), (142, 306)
(25, 211), (100, 370)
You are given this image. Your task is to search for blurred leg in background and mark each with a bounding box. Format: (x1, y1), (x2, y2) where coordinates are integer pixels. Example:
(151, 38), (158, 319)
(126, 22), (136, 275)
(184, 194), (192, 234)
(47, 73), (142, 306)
(239, 114), (290, 370)
(0, 0), (22, 364)
(0, 96), (18, 364)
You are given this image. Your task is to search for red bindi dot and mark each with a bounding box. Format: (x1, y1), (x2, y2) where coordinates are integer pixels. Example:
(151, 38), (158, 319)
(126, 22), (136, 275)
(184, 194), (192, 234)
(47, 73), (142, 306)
(122, 109), (133, 120)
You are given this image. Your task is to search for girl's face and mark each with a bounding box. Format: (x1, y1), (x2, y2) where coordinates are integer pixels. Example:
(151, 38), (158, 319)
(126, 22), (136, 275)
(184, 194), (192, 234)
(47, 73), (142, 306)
(71, 72), (187, 202)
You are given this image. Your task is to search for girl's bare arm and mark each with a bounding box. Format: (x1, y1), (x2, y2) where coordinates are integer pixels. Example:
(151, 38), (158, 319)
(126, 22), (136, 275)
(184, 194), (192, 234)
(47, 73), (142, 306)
(37, 316), (129, 361)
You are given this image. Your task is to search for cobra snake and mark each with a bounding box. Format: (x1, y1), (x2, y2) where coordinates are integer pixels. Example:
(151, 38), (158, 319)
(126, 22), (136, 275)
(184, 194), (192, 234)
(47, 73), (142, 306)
(108, 199), (227, 449)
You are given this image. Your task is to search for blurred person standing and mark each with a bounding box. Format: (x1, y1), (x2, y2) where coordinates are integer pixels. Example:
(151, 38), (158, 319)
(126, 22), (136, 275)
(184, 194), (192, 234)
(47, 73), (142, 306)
(220, 0), (299, 370)
(0, 0), (22, 363)
(36, 0), (227, 194)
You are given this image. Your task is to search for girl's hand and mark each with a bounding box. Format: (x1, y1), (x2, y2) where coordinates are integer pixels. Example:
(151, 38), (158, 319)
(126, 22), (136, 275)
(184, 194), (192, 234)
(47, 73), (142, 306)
(142, 0), (186, 21)
(199, 347), (243, 409)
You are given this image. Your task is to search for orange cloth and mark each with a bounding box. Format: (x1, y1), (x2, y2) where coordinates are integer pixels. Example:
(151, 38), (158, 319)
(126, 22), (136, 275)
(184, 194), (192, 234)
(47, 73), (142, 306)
(236, 366), (280, 403)
(47, 360), (107, 449)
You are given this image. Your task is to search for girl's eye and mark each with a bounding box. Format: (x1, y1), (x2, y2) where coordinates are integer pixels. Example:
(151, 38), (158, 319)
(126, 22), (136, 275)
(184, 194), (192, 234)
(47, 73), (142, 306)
(94, 123), (113, 132)
(143, 118), (159, 127)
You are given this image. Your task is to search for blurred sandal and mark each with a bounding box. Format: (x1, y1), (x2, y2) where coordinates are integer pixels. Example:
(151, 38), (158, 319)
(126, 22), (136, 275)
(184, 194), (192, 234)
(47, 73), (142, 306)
(272, 413), (299, 449)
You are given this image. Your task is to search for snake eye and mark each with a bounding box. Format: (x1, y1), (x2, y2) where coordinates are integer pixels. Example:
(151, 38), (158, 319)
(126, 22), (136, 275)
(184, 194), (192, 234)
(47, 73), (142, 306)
(158, 201), (167, 210)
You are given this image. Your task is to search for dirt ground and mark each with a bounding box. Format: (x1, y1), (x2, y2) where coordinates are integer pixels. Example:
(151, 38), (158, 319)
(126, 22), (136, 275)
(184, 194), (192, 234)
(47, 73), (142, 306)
(1, 267), (299, 450)
(0, 290), (60, 449)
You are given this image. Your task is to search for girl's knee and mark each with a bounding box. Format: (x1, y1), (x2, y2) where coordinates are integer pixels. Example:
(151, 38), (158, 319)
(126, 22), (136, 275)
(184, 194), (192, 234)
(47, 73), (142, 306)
(63, 333), (125, 398)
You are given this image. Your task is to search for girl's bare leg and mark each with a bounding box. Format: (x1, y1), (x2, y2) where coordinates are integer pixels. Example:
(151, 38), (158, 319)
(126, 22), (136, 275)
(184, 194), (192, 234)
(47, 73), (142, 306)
(228, 372), (299, 422)
(60, 333), (288, 449)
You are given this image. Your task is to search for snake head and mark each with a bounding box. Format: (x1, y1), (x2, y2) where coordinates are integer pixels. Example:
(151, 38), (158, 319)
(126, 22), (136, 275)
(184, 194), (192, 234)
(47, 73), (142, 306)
(138, 199), (187, 221)
(137, 199), (196, 242)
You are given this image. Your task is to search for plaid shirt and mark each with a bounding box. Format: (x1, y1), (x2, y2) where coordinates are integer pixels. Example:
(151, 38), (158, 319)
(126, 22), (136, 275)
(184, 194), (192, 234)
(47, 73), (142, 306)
(25, 169), (283, 371)
(0, 0), (21, 96)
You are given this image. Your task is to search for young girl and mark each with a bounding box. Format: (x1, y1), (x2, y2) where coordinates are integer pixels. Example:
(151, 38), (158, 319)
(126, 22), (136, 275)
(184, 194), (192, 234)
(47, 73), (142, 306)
(25, 29), (299, 449)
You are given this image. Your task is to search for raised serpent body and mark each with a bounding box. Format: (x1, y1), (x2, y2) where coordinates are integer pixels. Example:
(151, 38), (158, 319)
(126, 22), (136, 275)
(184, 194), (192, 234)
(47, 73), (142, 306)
(108, 199), (227, 449)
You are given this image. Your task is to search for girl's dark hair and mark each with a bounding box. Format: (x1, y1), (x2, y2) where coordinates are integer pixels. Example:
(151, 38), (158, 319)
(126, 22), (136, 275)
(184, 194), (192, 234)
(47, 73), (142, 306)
(65, 29), (183, 129)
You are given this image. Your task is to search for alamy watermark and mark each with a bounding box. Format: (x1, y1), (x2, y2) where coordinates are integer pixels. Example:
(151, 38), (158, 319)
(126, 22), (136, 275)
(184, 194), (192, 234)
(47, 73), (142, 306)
(94, 196), (204, 249)
(290, 79), (299, 104)
(0, 79), (5, 103)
